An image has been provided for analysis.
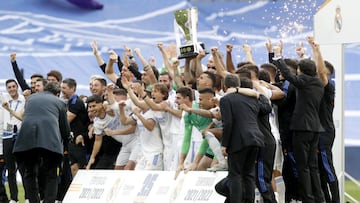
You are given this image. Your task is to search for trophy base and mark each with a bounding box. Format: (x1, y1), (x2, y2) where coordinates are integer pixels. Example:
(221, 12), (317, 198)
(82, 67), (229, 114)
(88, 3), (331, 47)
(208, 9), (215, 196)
(178, 52), (198, 59)
(178, 44), (198, 59)
(177, 42), (207, 59)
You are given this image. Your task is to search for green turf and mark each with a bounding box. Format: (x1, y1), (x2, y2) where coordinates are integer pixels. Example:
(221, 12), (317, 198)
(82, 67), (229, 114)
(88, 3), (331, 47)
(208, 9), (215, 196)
(4, 180), (360, 203)
(345, 180), (360, 203)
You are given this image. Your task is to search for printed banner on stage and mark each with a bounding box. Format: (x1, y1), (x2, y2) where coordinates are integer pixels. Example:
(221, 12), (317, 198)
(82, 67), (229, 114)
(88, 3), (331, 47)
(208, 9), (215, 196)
(63, 170), (178, 203)
(174, 171), (227, 203)
(63, 170), (227, 203)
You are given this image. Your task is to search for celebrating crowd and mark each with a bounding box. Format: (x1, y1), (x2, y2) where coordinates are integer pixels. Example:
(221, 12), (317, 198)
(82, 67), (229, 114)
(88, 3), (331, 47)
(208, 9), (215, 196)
(0, 36), (338, 203)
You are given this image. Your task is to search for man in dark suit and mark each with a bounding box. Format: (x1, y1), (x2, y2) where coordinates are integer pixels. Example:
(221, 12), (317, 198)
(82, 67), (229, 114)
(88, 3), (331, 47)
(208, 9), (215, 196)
(215, 74), (271, 203)
(274, 56), (325, 203)
(13, 82), (70, 203)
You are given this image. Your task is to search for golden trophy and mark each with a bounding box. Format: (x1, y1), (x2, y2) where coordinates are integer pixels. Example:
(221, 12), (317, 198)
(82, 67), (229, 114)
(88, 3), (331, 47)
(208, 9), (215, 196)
(174, 7), (205, 59)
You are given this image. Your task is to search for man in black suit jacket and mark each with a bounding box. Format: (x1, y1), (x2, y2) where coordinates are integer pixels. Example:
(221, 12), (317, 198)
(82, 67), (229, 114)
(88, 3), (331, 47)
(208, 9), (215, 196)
(215, 74), (271, 203)
(274, 57), (325, 203)
(13, 82), (70, 203)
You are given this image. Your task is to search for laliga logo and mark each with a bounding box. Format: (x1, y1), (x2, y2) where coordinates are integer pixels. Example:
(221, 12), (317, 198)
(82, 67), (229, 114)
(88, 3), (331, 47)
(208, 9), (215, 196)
(334, 6), (342, 33)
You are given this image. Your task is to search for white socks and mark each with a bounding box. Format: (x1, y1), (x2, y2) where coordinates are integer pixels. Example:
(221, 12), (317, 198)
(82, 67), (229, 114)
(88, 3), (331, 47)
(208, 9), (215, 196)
(204, 131), (226, 164)
(275, 176), (286, 203)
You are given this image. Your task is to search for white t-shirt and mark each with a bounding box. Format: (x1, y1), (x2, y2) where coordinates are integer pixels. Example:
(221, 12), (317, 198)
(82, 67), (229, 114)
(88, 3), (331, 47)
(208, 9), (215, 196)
(168, 89), (177, 104)
(261, 86), (273, 100)
(108, 102), (137, 145)
(132, 109), (163, 155)
(168, 100), (182, 135)
(153, 110), (171, 147)
(1, 93), (25, 139)
(93, 114), (119, 135)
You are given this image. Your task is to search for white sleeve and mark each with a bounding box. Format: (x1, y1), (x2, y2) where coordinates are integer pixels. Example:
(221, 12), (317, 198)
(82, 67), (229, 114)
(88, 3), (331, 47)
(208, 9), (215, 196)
(261, 86), (273, 99)
(110, 102), (120, 116)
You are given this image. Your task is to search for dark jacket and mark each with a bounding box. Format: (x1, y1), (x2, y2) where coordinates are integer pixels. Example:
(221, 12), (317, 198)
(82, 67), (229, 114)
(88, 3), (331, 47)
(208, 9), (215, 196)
(13, 91), (70, 155)
(275, 59), (324, 132)
(220, 93), (271, 153)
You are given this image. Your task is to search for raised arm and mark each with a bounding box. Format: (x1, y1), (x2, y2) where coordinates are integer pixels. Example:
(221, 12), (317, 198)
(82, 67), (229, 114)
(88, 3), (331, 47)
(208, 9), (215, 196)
(106, 83), (116, 105)
(217, 49), (228, 73)
(121, 77), (148, 110)
(10, 53), (30, 91)
(295, 42), (308, 60)
(157, 42), (174, 78)
(272, 46), (305, 88)
(183, 57), (193, 84)
(171, 60), (184, 89)
(226, 44), (236, 73)
(104, 51), (120, 84)
(307, 36), (328, 86)
(211, 46), (230, 78)
(134, 48), (157, 84)
(124, 46), (142, 80)
(266, 38), (275, 64)
(91, 40), (106, 72)
(193, 50), (205, 78)
(243, 44), (256, 64)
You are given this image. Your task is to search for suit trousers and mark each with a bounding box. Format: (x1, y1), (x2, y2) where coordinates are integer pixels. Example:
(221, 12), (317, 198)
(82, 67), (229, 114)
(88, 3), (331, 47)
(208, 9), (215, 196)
(16, 148), (62, 203)
(282, 151), (301, 202)
(292, 131), (325, 203)
(281, 132), (301, 202)
(215, 146), (258, 203)
(318, 132), (340, 203)
(56, 154), (72, 201)
(256, 143), (277, 203)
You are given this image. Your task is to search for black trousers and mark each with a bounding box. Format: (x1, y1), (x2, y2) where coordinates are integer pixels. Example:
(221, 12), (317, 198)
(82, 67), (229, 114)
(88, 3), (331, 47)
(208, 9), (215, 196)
(3, 138), (19, 201)
(292, 131), (325, 203)
(57, 154), (72, 201)
(281, 132), (301, 202)
(0, 155), (8, 203)
(215, 146), (258, 203)
(318, 132), (340, 203)
(256, 144), (277, 203)
(93, 154), (117, 169)
(16, 148), (62, 203)
(282, 150), (301, 202)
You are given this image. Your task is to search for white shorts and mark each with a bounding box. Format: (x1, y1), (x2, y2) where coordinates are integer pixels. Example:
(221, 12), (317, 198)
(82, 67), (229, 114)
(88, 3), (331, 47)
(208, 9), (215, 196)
(163, 132), (183, 171)
(273, 137), (284, 172)
(163, 148), (178, 171)
(135, 153), (163, 171)
(115, 138), (141, 166)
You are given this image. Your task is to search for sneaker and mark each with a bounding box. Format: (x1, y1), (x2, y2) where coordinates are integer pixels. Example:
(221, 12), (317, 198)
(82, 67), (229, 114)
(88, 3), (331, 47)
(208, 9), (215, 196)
(206, 162), (228, 172)
(9, 200), (18, 203)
